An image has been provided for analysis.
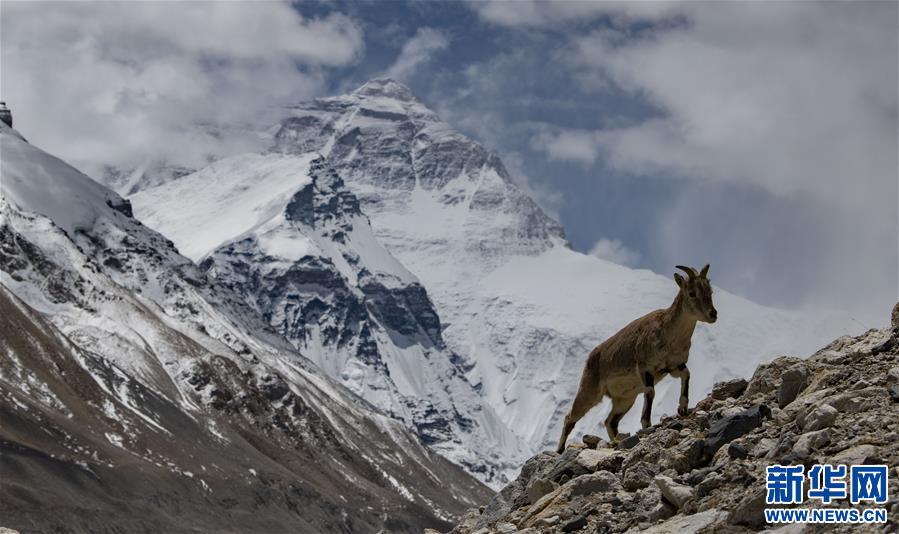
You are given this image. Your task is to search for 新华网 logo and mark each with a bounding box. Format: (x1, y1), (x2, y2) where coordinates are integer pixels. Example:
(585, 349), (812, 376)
(764, 463), (889, 524)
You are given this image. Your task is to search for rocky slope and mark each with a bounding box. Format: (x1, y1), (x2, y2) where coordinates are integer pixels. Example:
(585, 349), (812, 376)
(447, 306), (899, 533)
(266, 77), (860, 461)
(0, 122), (491, 532)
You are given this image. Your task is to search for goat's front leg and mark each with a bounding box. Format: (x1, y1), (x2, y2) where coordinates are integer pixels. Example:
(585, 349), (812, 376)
(640, 369), (655, 429)
(671, 363), (690, 416)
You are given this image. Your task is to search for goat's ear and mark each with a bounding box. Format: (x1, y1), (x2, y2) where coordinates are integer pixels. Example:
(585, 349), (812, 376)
(674, 273), (686, 288)
(700, 264), (710, 278)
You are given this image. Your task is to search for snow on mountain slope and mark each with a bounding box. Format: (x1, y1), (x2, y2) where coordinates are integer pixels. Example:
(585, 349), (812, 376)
(0, 121), (493, 531)
(131, 151), (525, 485)
(267, 78), (860, 453)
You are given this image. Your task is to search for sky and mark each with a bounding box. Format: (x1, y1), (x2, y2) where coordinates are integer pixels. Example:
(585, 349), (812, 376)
(1, 1), (896, 322)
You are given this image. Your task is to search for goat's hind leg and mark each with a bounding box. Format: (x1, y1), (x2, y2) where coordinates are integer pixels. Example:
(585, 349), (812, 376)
(640, 370), (655, 429)
(556, 382), (601, 453)
(604, 395), (636, 442)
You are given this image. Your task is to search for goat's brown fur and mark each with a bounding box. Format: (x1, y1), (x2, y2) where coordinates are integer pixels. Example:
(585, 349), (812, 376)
(556, 264), (717, 453)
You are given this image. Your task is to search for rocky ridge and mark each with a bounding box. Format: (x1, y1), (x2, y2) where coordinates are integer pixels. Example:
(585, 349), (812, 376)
(448, 305), (899, 533)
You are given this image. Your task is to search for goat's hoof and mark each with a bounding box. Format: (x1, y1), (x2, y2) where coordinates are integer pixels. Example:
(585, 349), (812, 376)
(640, 420), (650, 429)
(678, 406), (689, 417)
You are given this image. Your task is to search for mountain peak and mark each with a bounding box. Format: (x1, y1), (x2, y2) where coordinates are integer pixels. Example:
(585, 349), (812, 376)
(351, 77), (417, 102)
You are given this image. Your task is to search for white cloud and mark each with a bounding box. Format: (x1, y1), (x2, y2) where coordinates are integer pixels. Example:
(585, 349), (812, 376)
(385, 28), (449, 81)
(531, 127), (602, 166)
(566, 4), (897, 209)
(469, 0), (680, 28)
(0, 2), (364, 178)
(588, 238), (641, 267)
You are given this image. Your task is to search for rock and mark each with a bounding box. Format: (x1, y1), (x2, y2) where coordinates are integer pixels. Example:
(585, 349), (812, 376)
(634, 509), (727, 533)
(751, 437), (777, 458)
(560, 514), (589, 532)
(568, 471), (621, 497)
(842, 396), (872, 413)
(576, 448), (617, 471)
(817, 351), (848, 365)
(535, 515), (560, 527)
(582, 434), (602, 449)
(654, 475), (693, 509)
(801, 403), (838, 431)
(765, 434), (797, 460)
(830, 444), (878, 465)
(727, 442), (748, 459)
(494, 522), (517, 533)
(471, 529), (490, 534)
(622, 461), (659, 491)
(618, 433), (640, 450)
(711, 378), (749, 400)
(703, 404), (771, 459)
(545, 447), (591, 482)
(423, 530), (442, 534)
(695, 471), (725, 497)
(660, 437), (705, 473)
(644, 502), (676, 522)
(792, 428), (831, 456)
(889, 384), (899, 403)
(522, 484), (569, 525)
(777, 364), (809, 408)
(851, 379), (872, 390)
(729, 487), (768, 527)
(526, 477), (557, 505)
(745, 356), (803, 399)
(888, 367), (899, 384)
(824, 386), (887, 411)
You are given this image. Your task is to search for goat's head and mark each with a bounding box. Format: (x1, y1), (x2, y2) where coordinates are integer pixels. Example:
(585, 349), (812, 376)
(674, 264), (717, 323)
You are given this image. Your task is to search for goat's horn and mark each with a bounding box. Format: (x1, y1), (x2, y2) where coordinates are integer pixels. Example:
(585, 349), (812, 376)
(675, 265), (698, 279)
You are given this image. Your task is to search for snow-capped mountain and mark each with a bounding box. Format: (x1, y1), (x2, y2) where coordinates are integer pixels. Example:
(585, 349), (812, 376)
(0, 122), (492, 532)
(131, 150), (525, 485)
(263, 78), (858, 454)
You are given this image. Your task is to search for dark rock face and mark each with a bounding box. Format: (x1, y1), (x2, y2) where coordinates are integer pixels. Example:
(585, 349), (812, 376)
(0, 101), (12, 127)
(703, 404), (771, 459)
(105, 197), (134, 217)
(449, 310), (899, 533)
(203, 158), (447, 363)
(199, 157), (485, 463)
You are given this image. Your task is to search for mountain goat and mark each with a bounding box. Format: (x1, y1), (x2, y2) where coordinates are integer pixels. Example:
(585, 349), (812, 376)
(556, 264), (717, 452)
